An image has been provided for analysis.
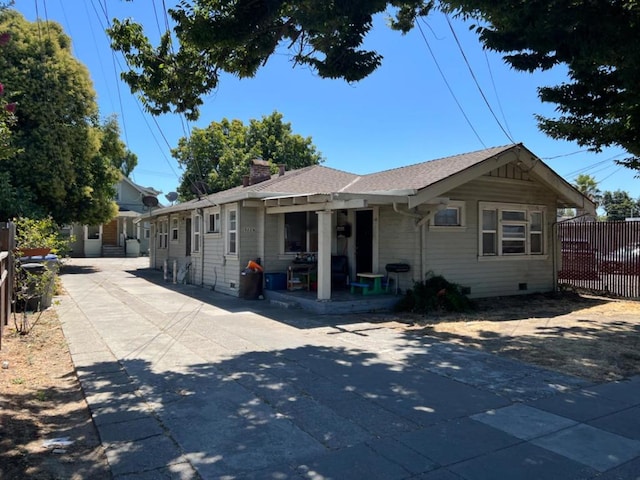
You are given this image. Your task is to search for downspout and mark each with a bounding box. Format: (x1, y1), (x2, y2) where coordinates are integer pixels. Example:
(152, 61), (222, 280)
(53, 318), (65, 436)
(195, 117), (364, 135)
(198, 208), (204, 286)
(393, 202), (428, 282)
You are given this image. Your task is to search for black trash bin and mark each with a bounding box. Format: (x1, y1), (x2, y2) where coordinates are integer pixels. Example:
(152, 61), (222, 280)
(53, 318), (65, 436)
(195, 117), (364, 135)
(240, 270), (263, 299)
(18, 262), (55, 311)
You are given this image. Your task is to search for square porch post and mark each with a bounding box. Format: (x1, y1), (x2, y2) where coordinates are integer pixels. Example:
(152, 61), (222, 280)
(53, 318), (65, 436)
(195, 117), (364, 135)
(316, 210), (332, 300)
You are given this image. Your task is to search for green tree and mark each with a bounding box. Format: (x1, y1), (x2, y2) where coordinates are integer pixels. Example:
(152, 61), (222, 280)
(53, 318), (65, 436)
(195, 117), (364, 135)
(108, 1), (640, 170)
(572, 174), (602, 208)
(173, 111), (323, 200)
(0, 10), (119, 224)
(601, 190), (640, 221)
(100, 115), (138, 177)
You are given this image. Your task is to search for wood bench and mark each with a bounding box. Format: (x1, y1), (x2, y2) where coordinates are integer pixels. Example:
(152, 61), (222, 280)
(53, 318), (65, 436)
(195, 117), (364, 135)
(349, 281), (370, 294)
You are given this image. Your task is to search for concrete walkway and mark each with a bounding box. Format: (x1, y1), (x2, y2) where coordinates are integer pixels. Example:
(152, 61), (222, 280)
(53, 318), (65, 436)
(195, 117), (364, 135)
(55, 258), (640, 479)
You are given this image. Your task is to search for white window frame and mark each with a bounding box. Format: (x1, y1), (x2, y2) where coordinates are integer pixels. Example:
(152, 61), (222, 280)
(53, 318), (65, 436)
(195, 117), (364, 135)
(193, 213), (201, 253)
(430, 200), (466, 231)
(170, 217), (179, 242)
(207, 208), (221, 235)
(478, 202), (547, 260)
(84, 224), (102, 240)
(226, 206), (238, 256)
(157, 218), (168, 249)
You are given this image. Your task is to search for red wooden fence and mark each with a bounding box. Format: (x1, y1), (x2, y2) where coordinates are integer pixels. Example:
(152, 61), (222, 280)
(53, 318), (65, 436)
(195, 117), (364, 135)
(558, 221), (640, 298)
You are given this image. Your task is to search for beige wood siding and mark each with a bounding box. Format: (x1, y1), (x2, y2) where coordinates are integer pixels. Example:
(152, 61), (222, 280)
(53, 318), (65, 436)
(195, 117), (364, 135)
(423, 177), (557, 298)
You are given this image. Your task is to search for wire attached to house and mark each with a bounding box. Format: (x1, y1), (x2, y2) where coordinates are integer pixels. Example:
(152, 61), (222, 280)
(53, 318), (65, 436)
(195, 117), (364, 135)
(444, 13), (515, 145)
(416, 19), (486, 148)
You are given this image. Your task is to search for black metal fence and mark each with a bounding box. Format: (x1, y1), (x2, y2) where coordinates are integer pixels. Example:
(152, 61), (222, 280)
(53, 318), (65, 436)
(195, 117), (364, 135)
(558, 221), (640, 299)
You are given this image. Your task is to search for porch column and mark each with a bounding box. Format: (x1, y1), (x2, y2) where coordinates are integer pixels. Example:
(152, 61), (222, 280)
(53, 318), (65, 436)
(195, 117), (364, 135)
(316, 210), (333, 301)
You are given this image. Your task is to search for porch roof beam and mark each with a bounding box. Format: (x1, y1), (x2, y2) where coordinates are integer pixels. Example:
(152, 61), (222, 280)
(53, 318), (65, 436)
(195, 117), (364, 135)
(266, 198), (367, 214)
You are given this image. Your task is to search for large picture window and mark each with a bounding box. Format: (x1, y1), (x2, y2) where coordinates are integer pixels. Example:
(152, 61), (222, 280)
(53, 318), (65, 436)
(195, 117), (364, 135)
(479, 203), (545, 257)
(284, 212), (318, 253)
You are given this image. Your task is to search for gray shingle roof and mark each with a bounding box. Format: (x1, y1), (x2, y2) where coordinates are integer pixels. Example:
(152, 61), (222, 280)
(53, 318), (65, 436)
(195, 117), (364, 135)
(153, 144), (520, 215)
(341, 144), (517, 193)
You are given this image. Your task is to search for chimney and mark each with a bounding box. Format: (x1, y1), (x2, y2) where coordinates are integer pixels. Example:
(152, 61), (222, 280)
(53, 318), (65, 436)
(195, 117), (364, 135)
(249, 158), (271, 185)
(278, 164), (286, 176)
(242, 175), (250, 187)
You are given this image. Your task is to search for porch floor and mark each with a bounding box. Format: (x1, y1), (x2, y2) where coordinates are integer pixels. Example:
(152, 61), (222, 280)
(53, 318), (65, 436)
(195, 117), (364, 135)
(263, 287), (401, 315)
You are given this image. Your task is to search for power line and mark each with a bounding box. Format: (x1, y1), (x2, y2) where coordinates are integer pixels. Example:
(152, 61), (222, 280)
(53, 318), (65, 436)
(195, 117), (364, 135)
(444, 13), (515, 144)
(483, 50), (514, 141)
(416, 19), (486, 148)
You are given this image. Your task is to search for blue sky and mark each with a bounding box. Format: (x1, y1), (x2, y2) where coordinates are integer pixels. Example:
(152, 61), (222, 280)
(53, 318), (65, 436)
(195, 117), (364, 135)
(17, 1), (639, 205)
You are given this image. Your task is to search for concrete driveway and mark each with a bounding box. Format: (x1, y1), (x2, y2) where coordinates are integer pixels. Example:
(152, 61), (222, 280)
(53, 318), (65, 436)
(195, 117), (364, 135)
(56, 258), (640, 479)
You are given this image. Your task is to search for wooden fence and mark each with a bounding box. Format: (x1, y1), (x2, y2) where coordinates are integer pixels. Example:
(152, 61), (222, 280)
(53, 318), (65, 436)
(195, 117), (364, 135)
(0, 222), (16, 349)
(558, 221), (640, 298)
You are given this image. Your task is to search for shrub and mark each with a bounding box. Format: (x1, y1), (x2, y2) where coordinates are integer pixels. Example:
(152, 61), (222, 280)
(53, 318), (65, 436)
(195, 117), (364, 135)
(14, 216), (71, 257)
(394, 271), (473, 314)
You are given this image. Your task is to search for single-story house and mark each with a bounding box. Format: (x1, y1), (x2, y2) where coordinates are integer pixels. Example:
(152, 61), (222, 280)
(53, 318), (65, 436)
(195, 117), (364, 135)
(65, 175), (162, 257)
(146, 143), (595, 303)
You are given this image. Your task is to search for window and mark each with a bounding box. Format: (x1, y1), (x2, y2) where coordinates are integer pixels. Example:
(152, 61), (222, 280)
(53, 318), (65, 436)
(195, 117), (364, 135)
(208, 211), (220, 233)
(143, 222), (150, 239)
(479, 203), (545, 258)
(530, 211), (543, 254)
(434, 207), (460, 226)
(158, 219), (168, 249)
(431, 201), (466, 230)
(86, 225), (101, 240)
(193, 214), (201, 253)
(284, 212), (318, 253)
(227, 208), (237, 255)
(171, 217), (179, 241)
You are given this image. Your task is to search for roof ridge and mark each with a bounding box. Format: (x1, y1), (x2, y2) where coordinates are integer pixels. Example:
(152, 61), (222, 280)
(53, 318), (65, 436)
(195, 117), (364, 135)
(363, 143), (519, 178)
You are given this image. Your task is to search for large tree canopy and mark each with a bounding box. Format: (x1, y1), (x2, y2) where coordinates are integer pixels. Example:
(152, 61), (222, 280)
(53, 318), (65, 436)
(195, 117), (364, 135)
(173, 111), (323, 200)
(108, 0), (640, 170)
(0, 10), (120, 224)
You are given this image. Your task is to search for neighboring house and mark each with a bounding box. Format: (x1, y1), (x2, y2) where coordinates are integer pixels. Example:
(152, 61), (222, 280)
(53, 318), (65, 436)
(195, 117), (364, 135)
(66, 175), (162, 257)
(146, 144), (595, 302)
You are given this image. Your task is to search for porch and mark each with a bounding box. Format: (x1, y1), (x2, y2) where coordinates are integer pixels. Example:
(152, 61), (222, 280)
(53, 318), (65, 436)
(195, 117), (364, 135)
(263, 288), (401, 315)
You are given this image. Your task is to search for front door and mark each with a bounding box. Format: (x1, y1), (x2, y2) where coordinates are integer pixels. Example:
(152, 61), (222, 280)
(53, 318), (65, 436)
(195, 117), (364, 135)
(355, 210), (373, 274)
(103, 219), (118, 246)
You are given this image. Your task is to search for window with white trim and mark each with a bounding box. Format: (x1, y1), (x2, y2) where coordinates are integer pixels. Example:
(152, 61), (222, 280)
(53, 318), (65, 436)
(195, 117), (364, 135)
(171, 217), (179, 241)
(432, 201), (466, 229)
(207, 210), (220, 234)
(193, 214), (201, 252)
(157, 219), (168, 249)
(479, 203), (545, 257)
(227, 208), (237, 255)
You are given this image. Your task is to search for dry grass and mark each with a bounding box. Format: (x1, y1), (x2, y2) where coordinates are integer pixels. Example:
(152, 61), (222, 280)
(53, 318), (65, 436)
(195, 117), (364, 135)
(403, 292), (640, 383)
(0, 309), (110, 479)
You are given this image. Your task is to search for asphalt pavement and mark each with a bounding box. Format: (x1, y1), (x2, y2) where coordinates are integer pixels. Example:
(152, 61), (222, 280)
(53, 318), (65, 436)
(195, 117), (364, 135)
(55, 257), (640, 479)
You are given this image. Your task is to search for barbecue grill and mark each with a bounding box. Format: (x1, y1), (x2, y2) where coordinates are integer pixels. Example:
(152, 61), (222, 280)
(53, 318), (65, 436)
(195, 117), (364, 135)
(385, 263), (410, 294)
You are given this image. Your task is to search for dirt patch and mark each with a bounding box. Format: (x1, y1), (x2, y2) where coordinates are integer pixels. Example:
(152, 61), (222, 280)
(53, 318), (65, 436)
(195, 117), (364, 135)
(0, 309), (110, 479)
(400, 292), (640, 383)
